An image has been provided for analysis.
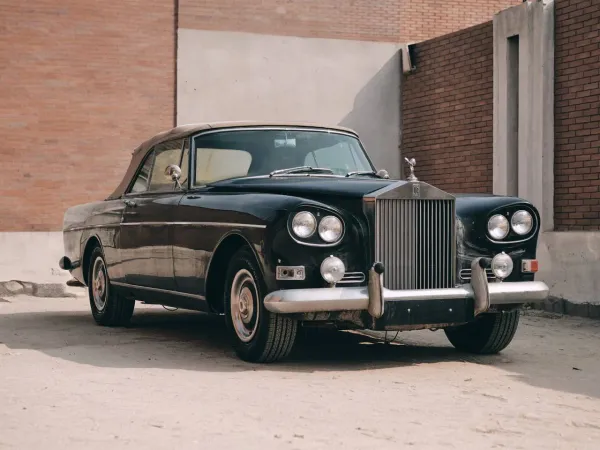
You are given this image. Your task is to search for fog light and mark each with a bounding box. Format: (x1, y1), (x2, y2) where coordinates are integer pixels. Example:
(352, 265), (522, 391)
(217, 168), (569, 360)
(491, 252), (513, 280)
(320, 256), (345, 285)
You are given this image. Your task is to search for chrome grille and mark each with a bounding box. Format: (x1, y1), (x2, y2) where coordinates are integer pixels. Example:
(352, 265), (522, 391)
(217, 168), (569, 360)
(459, 268), (496, 282)
(375, 198), (455, 290)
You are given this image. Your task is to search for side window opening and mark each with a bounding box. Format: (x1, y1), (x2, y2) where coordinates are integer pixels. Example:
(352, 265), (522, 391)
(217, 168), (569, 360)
(130, 151), (155, 194)
(128, 138), (187, 195)
(149, 139), (185, 192)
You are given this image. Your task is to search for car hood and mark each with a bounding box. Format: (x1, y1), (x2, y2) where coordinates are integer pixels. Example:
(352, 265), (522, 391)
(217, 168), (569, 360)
(208, 176), (398, 198)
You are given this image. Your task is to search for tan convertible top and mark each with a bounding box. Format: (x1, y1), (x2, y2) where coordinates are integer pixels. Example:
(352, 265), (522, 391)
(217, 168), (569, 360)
(108, 121), (359, 199)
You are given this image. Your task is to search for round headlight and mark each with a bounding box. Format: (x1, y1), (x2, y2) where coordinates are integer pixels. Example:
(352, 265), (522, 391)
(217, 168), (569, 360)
(318, 216), (343, 243)
(488, 214), (509, 240)
(491, 252), (513, 280)
(320, 256), (345, 284)
(291, 211), (317, 239)
(511, 210), (533, 235)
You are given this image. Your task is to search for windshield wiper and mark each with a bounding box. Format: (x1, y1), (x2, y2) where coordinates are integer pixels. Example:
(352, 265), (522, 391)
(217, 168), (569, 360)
(270, 166), (335, 177)
(346, 170), (382, 178)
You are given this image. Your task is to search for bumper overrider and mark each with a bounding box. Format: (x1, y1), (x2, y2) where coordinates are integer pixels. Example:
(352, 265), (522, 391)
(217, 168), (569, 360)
(264, 258), (549, 323)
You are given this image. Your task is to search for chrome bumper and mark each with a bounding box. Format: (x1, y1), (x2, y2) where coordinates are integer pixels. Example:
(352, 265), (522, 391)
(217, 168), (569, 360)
(263, 258), (549, 317)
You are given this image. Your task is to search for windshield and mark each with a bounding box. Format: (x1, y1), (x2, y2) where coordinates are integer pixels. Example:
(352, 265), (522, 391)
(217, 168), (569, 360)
(192, 128), (374, 185)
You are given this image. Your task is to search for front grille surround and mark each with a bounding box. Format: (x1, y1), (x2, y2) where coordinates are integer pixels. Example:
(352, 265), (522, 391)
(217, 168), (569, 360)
(367, 181), (456, 291)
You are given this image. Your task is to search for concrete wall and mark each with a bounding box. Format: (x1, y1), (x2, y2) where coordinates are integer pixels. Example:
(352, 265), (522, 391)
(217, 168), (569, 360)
(537, 232), (600, 306)
(0, 232), (70, 285)
(493, 0), (555, 232)
(177, 29), (402, 177)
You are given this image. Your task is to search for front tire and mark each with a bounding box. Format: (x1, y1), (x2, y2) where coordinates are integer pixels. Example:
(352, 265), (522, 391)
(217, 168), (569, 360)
(444, 310), (520, 354)
(224, 248), (298, 363)
(87, 247), (135, 327)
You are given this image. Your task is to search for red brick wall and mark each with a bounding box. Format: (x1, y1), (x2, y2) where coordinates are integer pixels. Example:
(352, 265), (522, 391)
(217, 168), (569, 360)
(0, 1), (175, 231)
(554, 0), (600, 231)
(401, 22), (494, 193)
(180, 0), (520, 42)
(398, 0), (521, 42)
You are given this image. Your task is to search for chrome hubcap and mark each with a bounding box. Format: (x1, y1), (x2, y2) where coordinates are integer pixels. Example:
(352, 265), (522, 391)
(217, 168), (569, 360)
(92, 257), (108, 311)
(230, 269), (259, 342)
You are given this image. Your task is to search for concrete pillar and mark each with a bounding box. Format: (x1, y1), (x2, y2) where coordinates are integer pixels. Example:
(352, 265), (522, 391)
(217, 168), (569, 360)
(493, 0), (554, 231)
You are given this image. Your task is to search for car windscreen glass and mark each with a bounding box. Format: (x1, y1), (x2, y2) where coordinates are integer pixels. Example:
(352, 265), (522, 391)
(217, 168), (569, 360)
(193, 129), (373, 184)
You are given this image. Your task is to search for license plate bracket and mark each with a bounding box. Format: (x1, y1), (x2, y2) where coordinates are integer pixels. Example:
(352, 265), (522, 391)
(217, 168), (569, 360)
(371, 298), (474, 330)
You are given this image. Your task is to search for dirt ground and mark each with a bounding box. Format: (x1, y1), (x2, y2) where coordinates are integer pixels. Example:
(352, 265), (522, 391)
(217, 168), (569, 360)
(1, 295), (599, 450)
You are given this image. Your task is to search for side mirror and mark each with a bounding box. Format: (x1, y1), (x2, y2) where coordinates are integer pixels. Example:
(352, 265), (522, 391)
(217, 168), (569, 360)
(376, 169), (390, 179)
(165, 164), (182, 181)
(165, 164), (183, 189)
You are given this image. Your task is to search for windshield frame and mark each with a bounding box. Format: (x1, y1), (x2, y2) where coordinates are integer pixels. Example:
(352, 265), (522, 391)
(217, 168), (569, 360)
(188, 126), (376, 187)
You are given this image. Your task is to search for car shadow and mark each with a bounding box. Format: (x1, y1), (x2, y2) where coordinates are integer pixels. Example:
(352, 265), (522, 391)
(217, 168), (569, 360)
(1, 306), (461, 372)
(1, 304), (599, 400)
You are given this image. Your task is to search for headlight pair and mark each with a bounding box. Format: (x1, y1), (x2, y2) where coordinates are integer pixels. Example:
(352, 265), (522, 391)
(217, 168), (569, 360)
(291, 211), (344, 244)
(487, 210), (533, 240)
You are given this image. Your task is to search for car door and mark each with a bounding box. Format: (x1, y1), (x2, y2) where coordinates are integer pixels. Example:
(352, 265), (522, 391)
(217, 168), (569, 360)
(172, 132), (255, 302)
(120, 138), (187, 291)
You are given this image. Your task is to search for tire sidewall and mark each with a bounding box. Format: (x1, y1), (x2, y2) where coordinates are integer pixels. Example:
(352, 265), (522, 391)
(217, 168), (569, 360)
(224, 248), (273, 361)
(87, 247), (112, 323)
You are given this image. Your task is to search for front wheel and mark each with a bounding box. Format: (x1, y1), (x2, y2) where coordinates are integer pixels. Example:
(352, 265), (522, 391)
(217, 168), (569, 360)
(87, 247), (135, 327)
(224, 248), (298, 363)
(444, 310), (520, 354)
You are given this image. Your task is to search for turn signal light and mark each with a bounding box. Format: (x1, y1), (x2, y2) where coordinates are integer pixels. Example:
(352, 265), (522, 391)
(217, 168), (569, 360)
(522, 259), (539, 273)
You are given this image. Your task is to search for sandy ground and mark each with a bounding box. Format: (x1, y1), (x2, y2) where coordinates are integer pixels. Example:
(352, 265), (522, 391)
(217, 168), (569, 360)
(1, 295), (599, 450)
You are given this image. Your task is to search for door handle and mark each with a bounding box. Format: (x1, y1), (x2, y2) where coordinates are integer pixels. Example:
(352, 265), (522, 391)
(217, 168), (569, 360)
(186, 195), (201, 200)
(124, 200), (137, 208)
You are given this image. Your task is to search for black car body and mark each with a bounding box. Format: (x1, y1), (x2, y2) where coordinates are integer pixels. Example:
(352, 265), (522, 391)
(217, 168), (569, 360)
(60, 122), (549, 362)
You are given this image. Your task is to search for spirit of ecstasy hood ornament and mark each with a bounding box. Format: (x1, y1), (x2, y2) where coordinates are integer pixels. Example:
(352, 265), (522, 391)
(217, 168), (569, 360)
(405, 157), (418, 182)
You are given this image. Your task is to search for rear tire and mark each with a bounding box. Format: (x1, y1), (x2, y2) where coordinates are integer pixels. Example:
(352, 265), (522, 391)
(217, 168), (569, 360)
(224, 247), (297, 363)
(87, 247), (135, 327)
(444, 310), (520, 354)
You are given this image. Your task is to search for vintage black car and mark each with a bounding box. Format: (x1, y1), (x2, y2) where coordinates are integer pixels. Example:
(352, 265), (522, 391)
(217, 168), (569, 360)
(60, 121), (549, 363)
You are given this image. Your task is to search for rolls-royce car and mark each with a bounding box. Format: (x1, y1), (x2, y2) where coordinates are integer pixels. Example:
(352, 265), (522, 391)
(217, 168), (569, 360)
(60, 121), (549, 363)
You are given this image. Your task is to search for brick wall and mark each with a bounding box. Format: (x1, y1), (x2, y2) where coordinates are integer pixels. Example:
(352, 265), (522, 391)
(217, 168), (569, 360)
(401, 22), (494, 193)
(179, 0), (402, 42)
(180, 0), (520, 42)
(398, 0), (521, 42)
(554, 0), (600, 231)
(0, 1), (175, 231)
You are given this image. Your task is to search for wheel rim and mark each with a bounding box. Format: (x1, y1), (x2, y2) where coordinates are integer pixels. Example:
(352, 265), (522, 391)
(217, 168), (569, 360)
(91, 257), (108, 311)
(230, 269), (259, 343)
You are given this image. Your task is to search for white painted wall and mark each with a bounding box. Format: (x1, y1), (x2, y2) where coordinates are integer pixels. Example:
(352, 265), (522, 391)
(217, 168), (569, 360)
(0, 232), (70, 284)
(177, 29), (402, 177)
(537, 232), (600, 305)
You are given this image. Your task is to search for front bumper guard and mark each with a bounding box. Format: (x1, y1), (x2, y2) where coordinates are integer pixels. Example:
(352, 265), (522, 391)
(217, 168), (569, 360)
(263, 258), (549, 317)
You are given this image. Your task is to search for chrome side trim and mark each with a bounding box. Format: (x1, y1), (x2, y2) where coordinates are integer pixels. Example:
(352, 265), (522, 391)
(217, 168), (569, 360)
(111, 281), (206, 300)
(66, 224), (120, 232)
(170, 222), (266, 229)
(70, 222), (267, 229)
(263, 281), (549, 314)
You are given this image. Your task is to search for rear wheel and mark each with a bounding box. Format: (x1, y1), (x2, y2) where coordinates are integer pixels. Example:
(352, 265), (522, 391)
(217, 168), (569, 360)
(444, 310), (520, 354)
(87, 247), (135, 327)
(224, 248), (297, 363)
